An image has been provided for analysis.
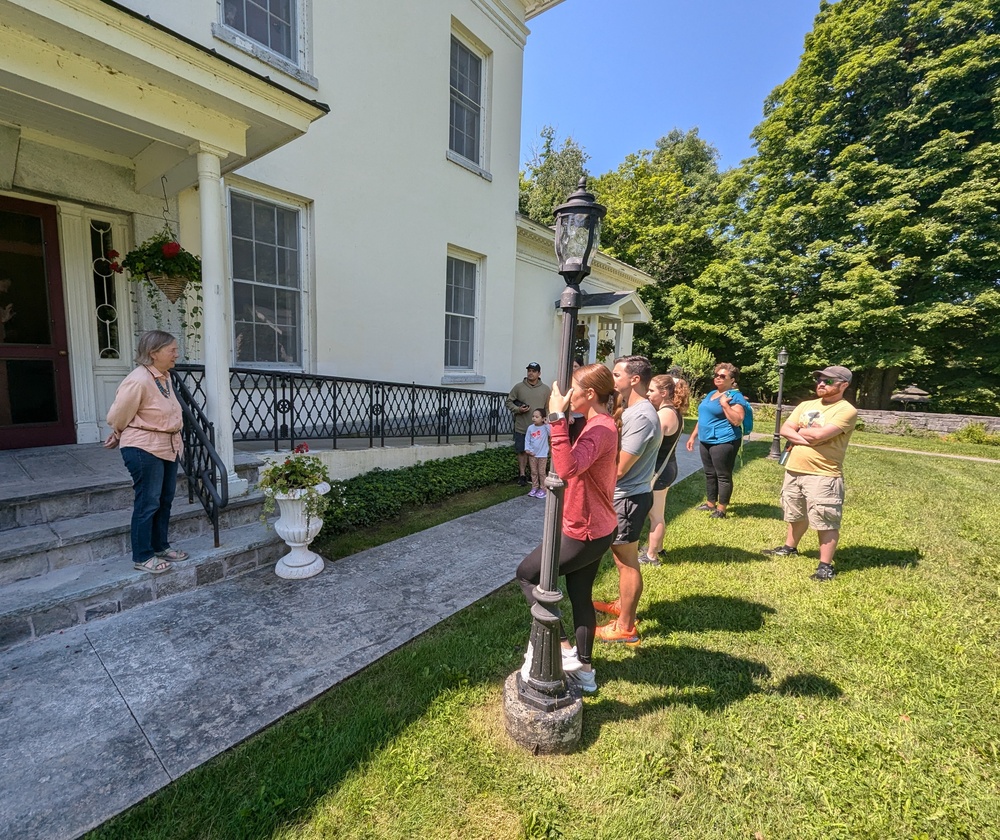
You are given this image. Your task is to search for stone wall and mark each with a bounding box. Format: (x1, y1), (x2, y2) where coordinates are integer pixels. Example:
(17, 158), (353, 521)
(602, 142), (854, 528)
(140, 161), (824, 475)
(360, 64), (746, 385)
(758, 405), (1000, 434)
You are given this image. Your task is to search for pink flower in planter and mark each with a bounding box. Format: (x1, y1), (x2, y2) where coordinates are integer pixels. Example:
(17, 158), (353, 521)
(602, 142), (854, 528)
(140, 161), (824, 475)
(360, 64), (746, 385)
(161, 241), (182, 258)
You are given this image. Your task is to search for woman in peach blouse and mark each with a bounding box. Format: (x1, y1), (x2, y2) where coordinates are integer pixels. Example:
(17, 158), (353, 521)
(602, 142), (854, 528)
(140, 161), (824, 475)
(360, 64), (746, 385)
(106, 330), (187, 574)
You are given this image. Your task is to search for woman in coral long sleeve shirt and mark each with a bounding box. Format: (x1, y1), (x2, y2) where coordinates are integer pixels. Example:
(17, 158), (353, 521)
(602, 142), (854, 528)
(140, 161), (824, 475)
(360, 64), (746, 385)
(516, 363), (619, 694)
(106, 330), (186, 574)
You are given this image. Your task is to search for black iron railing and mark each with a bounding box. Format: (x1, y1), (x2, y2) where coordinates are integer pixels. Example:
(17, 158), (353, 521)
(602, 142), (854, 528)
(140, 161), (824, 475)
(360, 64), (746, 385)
(170, 369), (229, 547)
(174, 365), (515, 451)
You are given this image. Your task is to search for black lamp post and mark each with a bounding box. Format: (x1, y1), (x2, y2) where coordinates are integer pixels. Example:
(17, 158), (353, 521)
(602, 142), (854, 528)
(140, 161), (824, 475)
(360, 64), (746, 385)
(504, 178), (605, 752)
(768, 347), (789, 460)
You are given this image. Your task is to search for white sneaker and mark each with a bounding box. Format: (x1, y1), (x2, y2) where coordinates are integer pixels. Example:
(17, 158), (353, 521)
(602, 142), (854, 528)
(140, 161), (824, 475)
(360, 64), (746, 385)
(567, 668), (597, 693)
(561, 646), (584, 673)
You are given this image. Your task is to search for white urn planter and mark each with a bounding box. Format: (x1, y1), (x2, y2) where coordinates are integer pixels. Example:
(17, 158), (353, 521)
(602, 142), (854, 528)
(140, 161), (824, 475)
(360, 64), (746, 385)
(272, 481), (331, 579)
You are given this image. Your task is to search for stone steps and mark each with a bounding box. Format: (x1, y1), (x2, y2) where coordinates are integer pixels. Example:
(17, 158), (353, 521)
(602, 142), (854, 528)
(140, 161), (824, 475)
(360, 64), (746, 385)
(0, 449), (291, 652)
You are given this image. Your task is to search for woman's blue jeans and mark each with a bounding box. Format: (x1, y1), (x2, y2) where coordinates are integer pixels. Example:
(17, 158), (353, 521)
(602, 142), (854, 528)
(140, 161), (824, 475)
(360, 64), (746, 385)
(121, 447), (179, 564)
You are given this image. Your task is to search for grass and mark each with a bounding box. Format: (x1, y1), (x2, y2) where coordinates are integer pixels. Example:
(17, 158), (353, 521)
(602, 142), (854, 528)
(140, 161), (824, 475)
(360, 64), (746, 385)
(89, 443), (1000, 840)
(850, 429), (1000, 460)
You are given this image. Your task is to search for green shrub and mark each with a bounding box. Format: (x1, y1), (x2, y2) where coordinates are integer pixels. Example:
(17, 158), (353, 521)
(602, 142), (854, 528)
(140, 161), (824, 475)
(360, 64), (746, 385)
(949, 422), (1000, 447)
(319, 446), (518, 537)
(855, 417), (867, 432)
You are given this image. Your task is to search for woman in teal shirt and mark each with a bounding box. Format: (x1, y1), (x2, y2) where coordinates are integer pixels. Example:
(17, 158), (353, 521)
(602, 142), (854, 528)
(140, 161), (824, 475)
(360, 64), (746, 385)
(685, 363), (751, 519)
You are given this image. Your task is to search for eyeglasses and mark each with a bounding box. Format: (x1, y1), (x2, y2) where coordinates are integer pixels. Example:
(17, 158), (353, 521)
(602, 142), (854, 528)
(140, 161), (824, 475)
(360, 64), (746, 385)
(815, 378), (840, 386)
(713, 373), (728, 379)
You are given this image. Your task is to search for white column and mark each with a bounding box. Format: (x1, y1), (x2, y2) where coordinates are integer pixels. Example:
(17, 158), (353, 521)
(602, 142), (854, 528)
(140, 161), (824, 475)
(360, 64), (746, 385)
(192, 143), (247, 496)
(56, 202), (100, 443)
(587, 318), (599, 364)
(620, 322), (635, 357)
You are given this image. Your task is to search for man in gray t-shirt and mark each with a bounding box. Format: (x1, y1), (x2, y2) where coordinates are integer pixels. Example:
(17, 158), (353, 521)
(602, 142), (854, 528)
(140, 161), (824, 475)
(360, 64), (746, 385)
(595, 355), (662, 645)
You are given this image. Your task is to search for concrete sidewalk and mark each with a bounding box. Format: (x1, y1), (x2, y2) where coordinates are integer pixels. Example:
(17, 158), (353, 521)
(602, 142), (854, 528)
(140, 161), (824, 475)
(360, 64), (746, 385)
(0, 438), (702, 840)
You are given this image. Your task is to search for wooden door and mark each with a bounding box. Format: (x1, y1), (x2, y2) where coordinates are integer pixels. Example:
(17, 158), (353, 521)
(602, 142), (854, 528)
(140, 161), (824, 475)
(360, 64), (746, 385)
(0, 197), (75, 449)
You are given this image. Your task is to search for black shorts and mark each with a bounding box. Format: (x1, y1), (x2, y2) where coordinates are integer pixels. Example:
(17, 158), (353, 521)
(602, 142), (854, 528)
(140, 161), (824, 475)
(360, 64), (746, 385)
(514, 432), (527, 454)
(614, 492), (653, 545)
(652, 460), (678, 492)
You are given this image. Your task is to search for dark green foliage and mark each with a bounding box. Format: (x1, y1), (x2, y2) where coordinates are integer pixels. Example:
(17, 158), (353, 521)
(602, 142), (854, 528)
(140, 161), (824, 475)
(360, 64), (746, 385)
(319, 447), (517, 537)
(670, 0), (1000, 411)
(518, 126), (590, 225)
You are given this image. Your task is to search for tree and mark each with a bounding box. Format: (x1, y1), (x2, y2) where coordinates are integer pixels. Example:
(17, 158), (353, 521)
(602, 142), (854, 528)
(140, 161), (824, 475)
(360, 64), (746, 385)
(592, 129), (723, 368)
(672, 0), (1000, 411)
(519, 126), (590, 225)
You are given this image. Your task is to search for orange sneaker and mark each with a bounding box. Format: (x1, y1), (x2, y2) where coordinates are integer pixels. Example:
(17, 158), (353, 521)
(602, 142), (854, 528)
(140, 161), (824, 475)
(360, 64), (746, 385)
(595, 619), (640, 646)
(593, 599), (621, 617)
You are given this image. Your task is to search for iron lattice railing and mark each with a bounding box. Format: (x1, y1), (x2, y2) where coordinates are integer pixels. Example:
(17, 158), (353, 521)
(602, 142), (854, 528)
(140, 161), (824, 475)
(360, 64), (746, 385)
(173, 365), (515, 451)
(170, 369), (229, 546)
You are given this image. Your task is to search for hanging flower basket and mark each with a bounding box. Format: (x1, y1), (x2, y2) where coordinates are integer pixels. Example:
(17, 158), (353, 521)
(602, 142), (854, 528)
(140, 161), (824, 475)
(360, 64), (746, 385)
(112, 226), (202, 304)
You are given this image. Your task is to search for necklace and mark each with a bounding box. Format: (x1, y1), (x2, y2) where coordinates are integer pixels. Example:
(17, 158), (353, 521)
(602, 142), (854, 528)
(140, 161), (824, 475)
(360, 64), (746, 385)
(148, 367), (170, 398)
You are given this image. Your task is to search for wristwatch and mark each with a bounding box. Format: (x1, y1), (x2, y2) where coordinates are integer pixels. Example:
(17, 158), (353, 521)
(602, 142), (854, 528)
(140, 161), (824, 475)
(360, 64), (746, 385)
(547, 412), (565, 423)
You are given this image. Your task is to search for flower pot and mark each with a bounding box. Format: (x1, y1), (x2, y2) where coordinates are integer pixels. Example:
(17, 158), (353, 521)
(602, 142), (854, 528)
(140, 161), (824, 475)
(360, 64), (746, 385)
(146, 271), (189, 304)
(272, 481), (331, 579)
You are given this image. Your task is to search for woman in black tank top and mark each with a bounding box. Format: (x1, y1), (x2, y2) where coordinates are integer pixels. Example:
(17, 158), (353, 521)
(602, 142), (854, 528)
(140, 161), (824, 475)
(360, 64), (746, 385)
(641, 376), (689, 564)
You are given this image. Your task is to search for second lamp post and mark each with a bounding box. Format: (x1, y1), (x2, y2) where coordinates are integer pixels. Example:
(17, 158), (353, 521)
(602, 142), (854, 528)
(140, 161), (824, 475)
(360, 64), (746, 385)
(768, 347), (790, 460)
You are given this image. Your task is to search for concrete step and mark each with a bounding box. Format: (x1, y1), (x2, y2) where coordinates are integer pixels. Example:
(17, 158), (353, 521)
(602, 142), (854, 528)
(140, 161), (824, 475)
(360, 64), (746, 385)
(0, 459), (262, 532)
(0, 491), (270, 586)
(0, 521), (287, 651)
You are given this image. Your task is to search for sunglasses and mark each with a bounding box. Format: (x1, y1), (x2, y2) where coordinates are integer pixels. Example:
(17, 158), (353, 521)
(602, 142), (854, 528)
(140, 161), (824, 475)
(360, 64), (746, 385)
(713, 372), (729, 379)
(815, 377), (841, 386)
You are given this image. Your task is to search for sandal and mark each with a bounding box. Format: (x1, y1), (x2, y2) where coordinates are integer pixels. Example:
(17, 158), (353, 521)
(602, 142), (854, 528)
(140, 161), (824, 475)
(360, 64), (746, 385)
(134, 557), (172, 574)
(155, 548), (189, 561)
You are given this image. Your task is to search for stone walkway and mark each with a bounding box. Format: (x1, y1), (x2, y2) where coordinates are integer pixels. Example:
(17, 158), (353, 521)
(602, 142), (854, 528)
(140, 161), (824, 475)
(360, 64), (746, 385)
(0, 438), (703, 840)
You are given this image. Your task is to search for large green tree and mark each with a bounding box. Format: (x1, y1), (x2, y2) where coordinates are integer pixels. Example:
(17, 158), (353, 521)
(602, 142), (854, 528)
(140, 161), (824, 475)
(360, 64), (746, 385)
(592, 129), (723, 369)
(674, 0), (1000, 411)
(518, 126), (590, 225)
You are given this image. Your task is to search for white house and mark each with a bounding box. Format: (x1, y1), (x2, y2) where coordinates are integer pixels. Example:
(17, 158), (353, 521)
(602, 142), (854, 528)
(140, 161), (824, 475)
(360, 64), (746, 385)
(0, 0), (650, 482)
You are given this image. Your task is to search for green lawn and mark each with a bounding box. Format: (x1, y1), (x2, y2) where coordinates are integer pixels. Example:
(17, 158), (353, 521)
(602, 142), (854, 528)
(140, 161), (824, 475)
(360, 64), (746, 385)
(90, 443), (1000, 840)
(850, 429), (1000, 460)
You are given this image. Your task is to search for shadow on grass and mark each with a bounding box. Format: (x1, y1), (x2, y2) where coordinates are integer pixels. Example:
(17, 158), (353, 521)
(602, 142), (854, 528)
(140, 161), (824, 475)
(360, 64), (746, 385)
(640, 594), (777, 634)
(582, 646), (843, 745)
(658, 543), (767, 565)
(835, 545), (921, 574)
(729, 501), (785, 520)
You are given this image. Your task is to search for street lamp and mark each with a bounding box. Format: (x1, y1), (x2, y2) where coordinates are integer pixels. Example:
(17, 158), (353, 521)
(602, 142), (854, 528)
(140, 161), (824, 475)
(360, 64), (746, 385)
(768, 347), (790, 460)
(503, 178), (606, 754)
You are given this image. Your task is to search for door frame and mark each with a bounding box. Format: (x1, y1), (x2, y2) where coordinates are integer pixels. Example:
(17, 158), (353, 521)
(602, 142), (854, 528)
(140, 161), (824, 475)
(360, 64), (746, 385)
(0, 195), (75, 449)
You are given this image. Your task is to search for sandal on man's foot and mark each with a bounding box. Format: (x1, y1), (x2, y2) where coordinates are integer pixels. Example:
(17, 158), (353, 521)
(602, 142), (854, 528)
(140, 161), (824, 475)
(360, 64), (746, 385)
(134, 557), (171, 574)
(155, 548), (189, 561)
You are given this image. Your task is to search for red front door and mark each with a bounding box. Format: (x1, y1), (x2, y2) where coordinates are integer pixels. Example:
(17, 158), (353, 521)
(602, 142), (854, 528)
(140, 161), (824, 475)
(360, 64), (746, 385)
(0, 197), (75, 449)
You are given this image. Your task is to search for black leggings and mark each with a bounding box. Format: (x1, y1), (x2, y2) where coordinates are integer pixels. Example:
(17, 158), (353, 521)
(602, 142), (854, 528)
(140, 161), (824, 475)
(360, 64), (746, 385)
(516, 530), (615, 664)
(699, 438), (741, 506)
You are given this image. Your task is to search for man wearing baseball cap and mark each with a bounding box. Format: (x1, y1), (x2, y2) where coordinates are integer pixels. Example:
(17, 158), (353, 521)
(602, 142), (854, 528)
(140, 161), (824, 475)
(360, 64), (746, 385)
(506, 362), (550, 486)
(762, 364), (858, 581)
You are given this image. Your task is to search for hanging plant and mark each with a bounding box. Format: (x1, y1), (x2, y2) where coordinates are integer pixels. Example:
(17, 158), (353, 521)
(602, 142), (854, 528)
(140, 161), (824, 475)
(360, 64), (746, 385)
(109, 225), (203, 346)
(596, 338), (616, 359)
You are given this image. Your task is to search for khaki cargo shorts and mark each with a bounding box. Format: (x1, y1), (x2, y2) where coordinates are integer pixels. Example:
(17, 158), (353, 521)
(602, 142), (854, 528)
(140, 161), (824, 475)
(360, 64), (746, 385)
(781, 472), (845, 531)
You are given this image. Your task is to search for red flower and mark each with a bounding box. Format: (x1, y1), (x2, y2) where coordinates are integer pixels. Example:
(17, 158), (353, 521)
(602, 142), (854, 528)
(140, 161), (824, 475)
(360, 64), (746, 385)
(109, 261), (123, 274)
(294, 443), (310, 453)
(161, 241), (182, 258)
(106, 249), (120, 259)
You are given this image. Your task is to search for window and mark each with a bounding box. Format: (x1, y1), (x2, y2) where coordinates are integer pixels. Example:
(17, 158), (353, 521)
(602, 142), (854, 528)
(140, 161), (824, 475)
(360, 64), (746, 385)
(449, 36), (483, 166)
(444, 255), (479, 370)
(230, 192), (302, 366)
(223, 0), (295, 61)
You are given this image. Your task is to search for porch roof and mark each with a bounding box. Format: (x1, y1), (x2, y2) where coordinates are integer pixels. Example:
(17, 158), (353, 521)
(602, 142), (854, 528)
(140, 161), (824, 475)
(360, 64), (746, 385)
(553, 291), (652, 324)
(0, 0), (329, 196)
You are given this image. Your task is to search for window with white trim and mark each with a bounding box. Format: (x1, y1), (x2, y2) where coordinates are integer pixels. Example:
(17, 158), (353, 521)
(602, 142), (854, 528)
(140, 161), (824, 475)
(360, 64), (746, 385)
(444, 254), (480, 371)
(230, 191), (303, 366)
(222, 0), (296, 60)
(449, 35), (484, 166)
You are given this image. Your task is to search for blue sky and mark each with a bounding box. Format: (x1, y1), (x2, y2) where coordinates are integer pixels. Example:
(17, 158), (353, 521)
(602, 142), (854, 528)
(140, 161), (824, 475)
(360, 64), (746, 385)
(520, 0), (822, 175)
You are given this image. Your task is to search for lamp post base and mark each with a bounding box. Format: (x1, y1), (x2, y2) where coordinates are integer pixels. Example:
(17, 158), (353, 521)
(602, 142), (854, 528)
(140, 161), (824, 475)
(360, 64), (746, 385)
(502, 672), (582, 754)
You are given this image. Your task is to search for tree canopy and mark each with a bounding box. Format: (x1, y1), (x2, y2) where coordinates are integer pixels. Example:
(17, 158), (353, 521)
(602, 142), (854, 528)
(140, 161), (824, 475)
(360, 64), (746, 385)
(670, 0), (1000, 411)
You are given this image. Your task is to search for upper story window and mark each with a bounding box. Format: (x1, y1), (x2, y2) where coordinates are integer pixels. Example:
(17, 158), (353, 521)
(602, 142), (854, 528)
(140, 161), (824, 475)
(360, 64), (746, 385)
(223, 0), (295, 60)
(213, 0), (318, 88)
(450, 36), (483, 166)
(230, 191), (304, 367)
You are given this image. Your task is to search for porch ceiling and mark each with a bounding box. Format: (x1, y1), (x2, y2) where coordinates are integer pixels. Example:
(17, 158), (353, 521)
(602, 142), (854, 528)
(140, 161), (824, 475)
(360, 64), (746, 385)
(0, 0), (328, 196)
